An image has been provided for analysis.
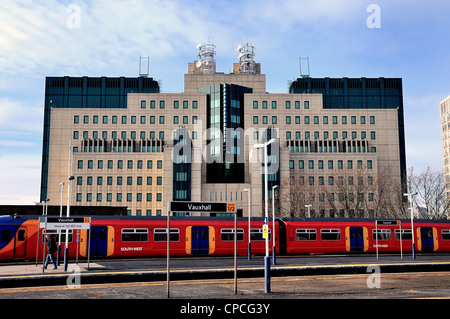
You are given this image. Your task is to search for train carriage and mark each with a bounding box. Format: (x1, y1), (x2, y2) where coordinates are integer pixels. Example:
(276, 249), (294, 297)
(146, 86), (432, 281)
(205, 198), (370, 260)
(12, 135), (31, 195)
(1, 215), (450, 262)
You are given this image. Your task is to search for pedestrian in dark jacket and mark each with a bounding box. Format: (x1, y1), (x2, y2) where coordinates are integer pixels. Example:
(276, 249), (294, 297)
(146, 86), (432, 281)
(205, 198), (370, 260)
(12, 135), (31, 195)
(44, 234), (57, 270)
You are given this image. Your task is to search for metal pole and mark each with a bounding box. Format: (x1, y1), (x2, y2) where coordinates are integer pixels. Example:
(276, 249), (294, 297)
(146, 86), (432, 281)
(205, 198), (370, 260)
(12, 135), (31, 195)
(405, 192), (417, 260)
(399, 221), (403, 260)
(57, 183), (63, 266)
(244, 189), (251, 261)
(410, 197), (416, 260)
(272, 185), (278, 265)
(42, 217), (48, 273)
(87, 225), (91, 271)
(36, 202), (45, 266)
(376, 220), (379, 260)
(264, 143), (270, 293)
(65, 141), (73, 272)
(234, 211), (237, 295)
(167, 211), (170, 298)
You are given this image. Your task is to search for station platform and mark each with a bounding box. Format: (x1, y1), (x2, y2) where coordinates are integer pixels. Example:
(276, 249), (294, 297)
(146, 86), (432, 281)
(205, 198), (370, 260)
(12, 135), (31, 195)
(1, 254), (450, 289)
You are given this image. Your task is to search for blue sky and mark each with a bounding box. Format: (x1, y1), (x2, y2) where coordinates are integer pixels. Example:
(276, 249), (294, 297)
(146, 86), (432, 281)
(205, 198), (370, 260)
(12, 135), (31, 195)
(0, 0), (449, 205)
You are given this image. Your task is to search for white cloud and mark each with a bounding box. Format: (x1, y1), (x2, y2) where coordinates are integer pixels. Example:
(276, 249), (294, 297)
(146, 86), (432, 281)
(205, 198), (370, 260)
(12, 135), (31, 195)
(0, 154), (41, 205)
(0, 97), (43, 134)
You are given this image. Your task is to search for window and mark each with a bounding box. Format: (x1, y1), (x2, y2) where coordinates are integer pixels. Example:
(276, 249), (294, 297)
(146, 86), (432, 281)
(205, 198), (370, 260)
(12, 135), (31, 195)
(141, 100), (146, 109)
(296, 229), (317, 241)
(121, 229), (148, 242)
(395, 229), (412, 240)
(253, 116), (258, 124)
(304, 101), (309, 109)
(250, 228), (271, 241)
(321, 229), (341, 240)
(373, 229), (391, 241)
(442, 230), (450, 240)
(1, 229), (11, 243)
(74, 116), (79, 124)
(221, 229), (244, 241)
(154, 229), (179, 242)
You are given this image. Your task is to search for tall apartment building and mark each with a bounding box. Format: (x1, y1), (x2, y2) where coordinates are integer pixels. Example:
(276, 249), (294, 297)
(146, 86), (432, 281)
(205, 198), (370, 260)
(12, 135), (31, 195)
(41, 43), (406, 218)
(440, 96), (450, 202)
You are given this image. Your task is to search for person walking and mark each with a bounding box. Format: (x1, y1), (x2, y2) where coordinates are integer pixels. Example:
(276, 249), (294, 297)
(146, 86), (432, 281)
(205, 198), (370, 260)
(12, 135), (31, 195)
(44, 234), (58, 270)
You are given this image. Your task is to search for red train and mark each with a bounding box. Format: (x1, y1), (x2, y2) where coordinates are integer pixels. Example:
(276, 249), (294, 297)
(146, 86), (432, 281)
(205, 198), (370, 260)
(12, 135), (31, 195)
(1, 215), (450, 262)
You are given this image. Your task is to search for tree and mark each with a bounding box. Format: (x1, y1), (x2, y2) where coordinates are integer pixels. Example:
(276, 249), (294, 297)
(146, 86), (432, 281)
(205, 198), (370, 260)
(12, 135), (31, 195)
(407, 167), (449, 219)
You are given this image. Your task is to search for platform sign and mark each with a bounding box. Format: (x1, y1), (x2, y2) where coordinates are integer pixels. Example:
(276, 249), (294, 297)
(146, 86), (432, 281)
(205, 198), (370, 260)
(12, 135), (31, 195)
(262, 224), (269, 239)
(39, 217), (91, 230)
(376, 220), (399, 226)
(169, 201), (237, 213)
(227, 203), (236, 213)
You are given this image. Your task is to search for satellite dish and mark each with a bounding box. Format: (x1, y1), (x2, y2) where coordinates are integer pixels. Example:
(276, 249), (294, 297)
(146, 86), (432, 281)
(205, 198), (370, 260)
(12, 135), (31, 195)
(235, 44), (242, 51)
(195, 60), (202, 68)
(196, 43), (202, 49)
(236, 53), (244, 59)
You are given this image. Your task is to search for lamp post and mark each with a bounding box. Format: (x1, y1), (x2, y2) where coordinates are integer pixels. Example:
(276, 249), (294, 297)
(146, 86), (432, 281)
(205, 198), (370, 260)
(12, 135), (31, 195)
(243, 188), (251, 261)
(253, 138), (279, 293)
(305, 204), (312, 219)
(272, 185), (279, 265)
(404, 192), (418, 260)
(57, 182), (64, 266)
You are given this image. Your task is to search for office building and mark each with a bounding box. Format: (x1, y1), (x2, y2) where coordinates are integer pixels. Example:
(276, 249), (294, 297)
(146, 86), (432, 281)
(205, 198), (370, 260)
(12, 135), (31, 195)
(440, 96), (450, 203)
(41, 43), (406, 218)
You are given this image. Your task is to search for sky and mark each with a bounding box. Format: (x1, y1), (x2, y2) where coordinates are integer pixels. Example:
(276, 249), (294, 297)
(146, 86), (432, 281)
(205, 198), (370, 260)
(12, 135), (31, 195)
(0, 0), (449, 205)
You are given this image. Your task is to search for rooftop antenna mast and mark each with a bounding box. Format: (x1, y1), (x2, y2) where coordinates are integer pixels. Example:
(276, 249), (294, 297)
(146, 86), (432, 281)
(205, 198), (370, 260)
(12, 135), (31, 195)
(195, 41), (216, 74)
(236, 42), (256, 74)
(139, 56), (150, 77)
(299, 56), (310, 78)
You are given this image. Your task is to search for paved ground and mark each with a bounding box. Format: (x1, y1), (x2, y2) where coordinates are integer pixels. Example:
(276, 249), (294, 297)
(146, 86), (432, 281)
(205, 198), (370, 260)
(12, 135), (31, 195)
(0, 254), (449, 306)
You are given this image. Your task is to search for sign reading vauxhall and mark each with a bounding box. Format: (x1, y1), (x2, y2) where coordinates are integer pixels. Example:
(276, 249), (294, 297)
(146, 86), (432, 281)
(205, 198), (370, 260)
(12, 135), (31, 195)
(39, 217), (91, 230)
(169, 201), (235, 213)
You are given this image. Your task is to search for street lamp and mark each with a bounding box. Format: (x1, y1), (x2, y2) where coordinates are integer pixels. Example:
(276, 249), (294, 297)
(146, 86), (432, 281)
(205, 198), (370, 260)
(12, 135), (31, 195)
(305, 204), (312, 219)
(272, 185), (279, 265)
(253, 137), (279, 293)
(57, 182), (64, 266)
(404, 192), (418, 259)
(243, 188), (251, 261)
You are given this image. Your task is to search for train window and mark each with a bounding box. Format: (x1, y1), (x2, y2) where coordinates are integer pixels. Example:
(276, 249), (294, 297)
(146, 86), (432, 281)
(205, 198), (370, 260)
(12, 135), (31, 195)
(320, 229), (341, 241)
(17, 230), (25, 241)
(296, 229), (317, 241)
(122, 229), (149, 242)
(221, 229), (244, 241)
(153, 229), (179, 242)
(442, 230), (450, 240)
(394, 229), (412, 240)
(373, 229), (391, 241)
(250, 228), (271, 241)
(1, 229), (11, 243)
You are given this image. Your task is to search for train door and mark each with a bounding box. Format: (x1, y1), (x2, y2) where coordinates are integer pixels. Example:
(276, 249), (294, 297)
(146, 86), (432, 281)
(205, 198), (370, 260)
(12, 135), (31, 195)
(191, 226), (209, 255)
(349, 227), (364, 252)
(13, 227), (27, 259)
(90, 226), (108, 257)
(420, 227), (434, 252)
